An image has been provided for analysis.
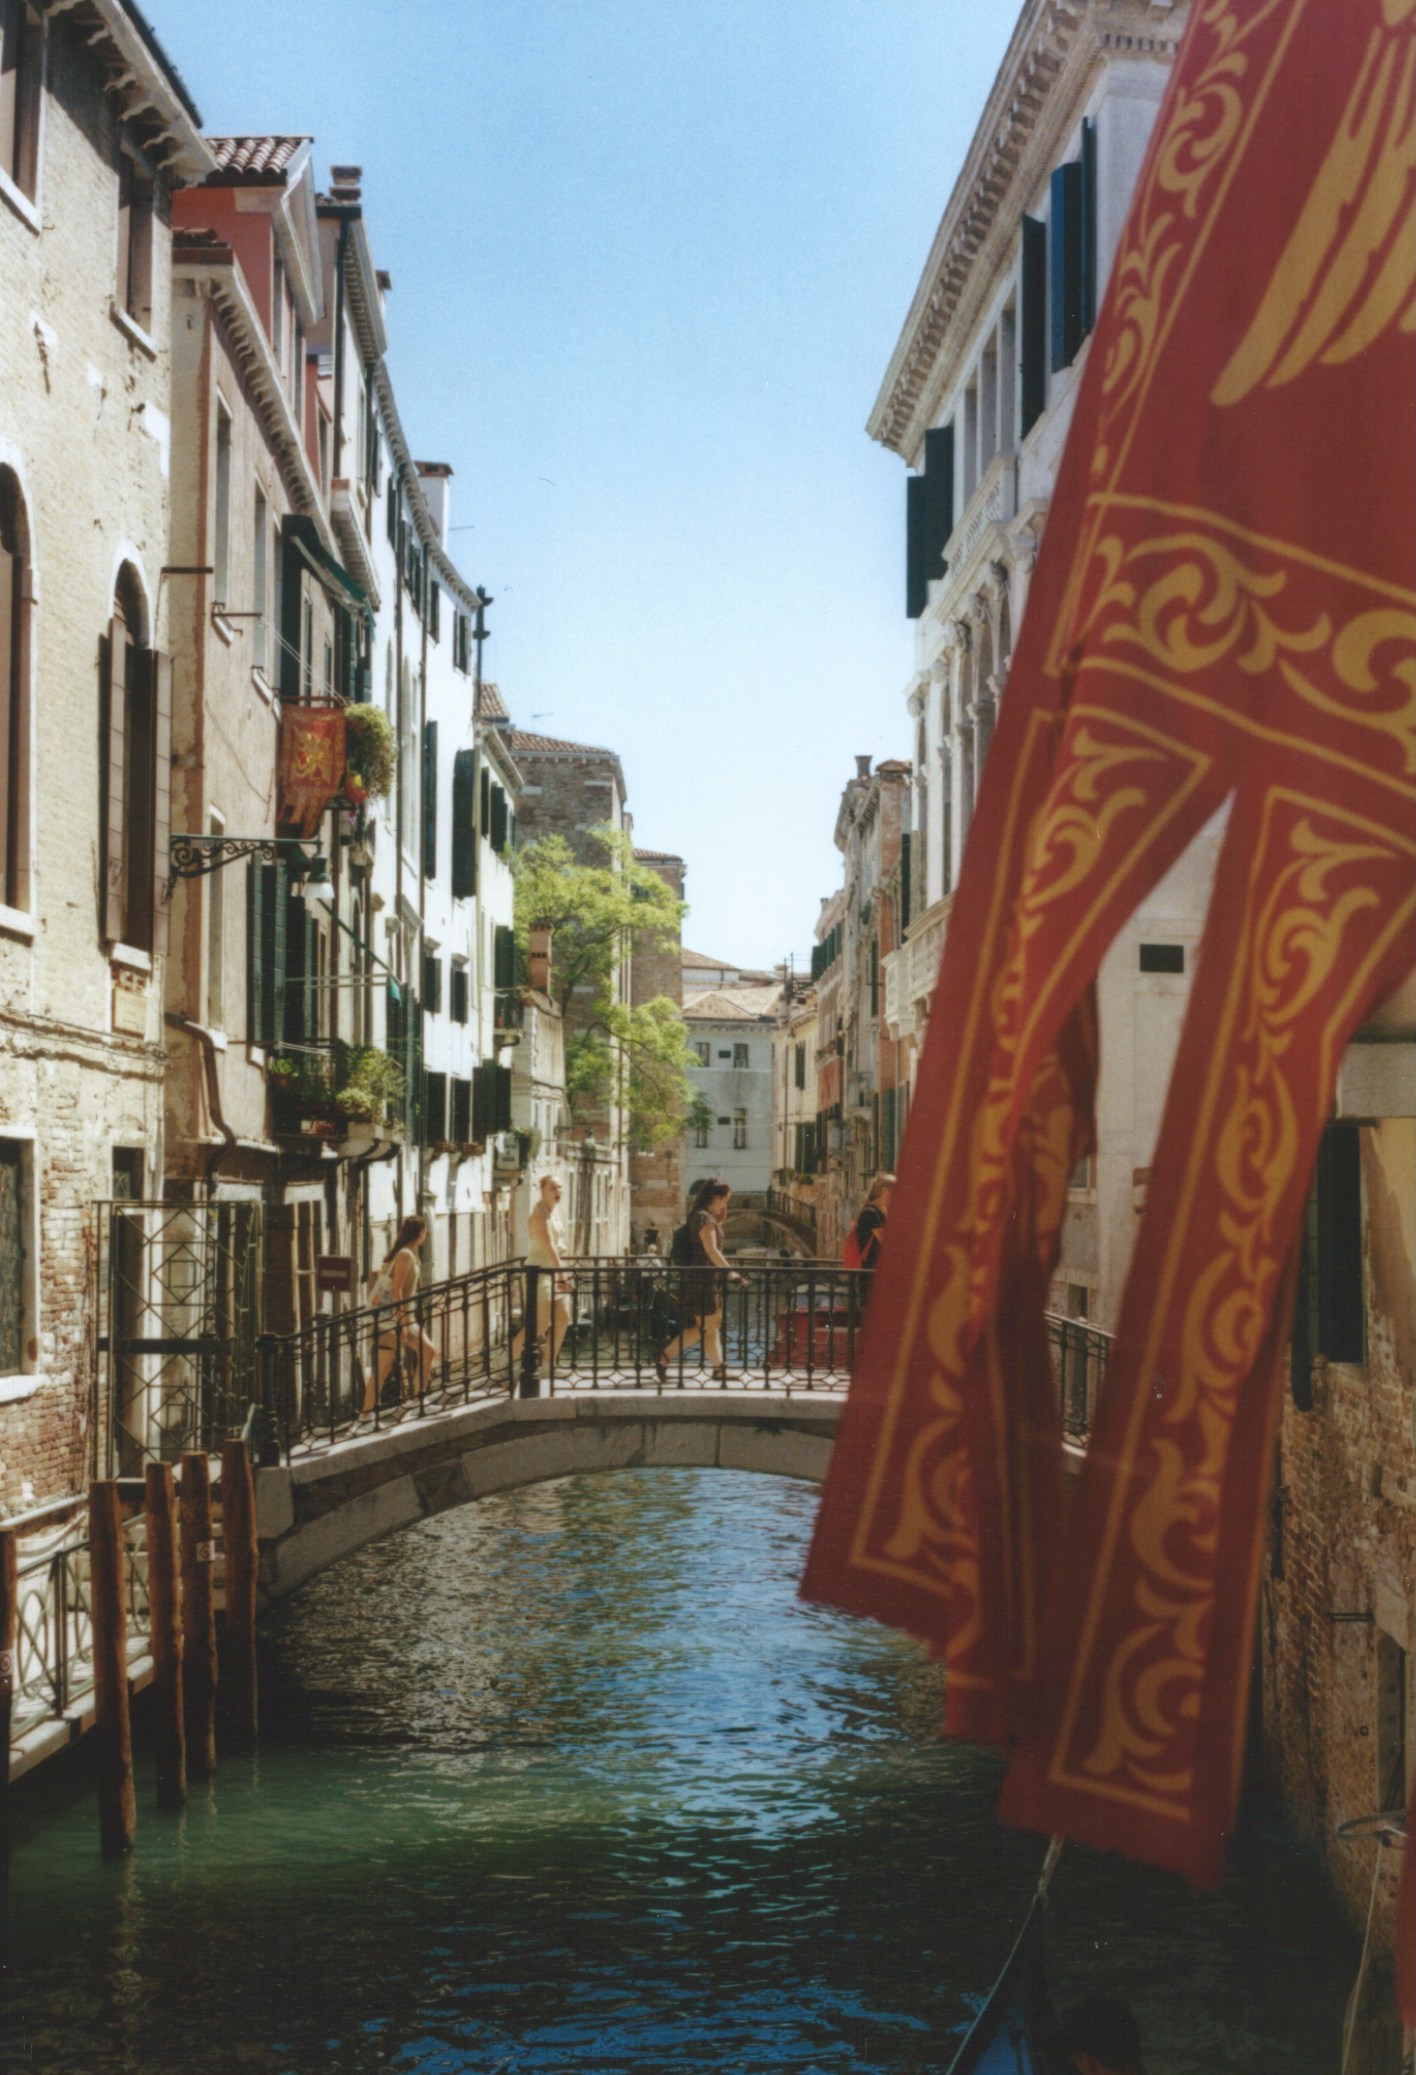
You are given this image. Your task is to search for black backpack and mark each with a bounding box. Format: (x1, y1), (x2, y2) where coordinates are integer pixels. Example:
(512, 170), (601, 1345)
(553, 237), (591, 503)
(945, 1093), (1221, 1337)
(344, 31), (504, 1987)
(669, 1220), (694, 1266)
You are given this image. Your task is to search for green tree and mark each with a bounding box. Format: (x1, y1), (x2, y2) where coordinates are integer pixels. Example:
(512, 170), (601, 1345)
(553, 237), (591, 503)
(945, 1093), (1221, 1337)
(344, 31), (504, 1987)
(515, 827), (701, 1150)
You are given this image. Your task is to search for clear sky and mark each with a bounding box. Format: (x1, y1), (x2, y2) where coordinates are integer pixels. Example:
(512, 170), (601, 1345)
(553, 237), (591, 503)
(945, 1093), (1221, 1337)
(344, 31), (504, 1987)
(151, 0), (1017, 970)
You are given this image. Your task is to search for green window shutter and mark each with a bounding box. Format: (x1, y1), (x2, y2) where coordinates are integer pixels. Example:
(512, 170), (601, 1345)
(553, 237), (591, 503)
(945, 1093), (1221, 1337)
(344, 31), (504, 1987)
(451, 967), (469, 1024)
(150, 651), (173, 957)
(1316, 1123), (1364, 1363)
(422, 721), (438, 879)
(1020, 216), (1046, 436)
(261, 861), (288, 1046)
(424, 1070), (447, 1144)
(405, 997), (423, 1140)
(1080, 116), (1098, 336)
(451, 749), (476, 899)
(494, 924), (517, 991)
(422, 952), (442, 1014)
(1050, 160), (1085, 371)
(494, 1063), (512, 1133)
(472, 1061), (491, 1142)
(479, 766), (491, 836)
(283, 890), (307, 1045)
(490, 783), (508, 854)
(246, 858), (265, 1044)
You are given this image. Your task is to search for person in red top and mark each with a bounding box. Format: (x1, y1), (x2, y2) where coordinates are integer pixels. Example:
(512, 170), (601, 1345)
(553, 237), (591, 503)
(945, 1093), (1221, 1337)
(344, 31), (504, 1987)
(848, 1173), (894, 1272)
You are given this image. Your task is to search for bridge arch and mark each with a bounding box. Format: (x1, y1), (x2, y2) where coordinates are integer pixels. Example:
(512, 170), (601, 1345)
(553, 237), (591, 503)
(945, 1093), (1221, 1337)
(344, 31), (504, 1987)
(257, 1393), (840, 1601)
(722, 1206), (816, 1256)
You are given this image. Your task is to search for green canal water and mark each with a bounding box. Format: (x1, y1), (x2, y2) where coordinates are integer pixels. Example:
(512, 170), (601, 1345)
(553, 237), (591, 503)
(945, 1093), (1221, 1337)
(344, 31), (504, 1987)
(4, 1470), (1353, 2073)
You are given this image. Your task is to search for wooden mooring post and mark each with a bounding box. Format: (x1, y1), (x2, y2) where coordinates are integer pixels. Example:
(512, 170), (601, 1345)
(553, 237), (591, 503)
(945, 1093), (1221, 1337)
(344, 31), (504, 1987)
(143, 1464), (186, 1809)
(88, 1480), (136, 1856)
(179, 1452), (218, 1779)
(218, 1440), (259, 1745)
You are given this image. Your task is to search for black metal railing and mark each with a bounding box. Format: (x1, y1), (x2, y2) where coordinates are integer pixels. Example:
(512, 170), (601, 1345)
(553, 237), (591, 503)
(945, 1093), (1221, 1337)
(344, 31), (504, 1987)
(764, 1186), (818, 1251)
(1048, 1313), (1111, 1437)
(257, 1256), (866, 1459)
(255, 1255), (1113, 1462)
(11, 1506), (150, 1745)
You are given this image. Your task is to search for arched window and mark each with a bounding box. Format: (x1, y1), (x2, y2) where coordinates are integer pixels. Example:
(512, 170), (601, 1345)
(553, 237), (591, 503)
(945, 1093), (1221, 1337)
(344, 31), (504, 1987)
(101, 565), (171, 954)
(0, 468), (32, 914)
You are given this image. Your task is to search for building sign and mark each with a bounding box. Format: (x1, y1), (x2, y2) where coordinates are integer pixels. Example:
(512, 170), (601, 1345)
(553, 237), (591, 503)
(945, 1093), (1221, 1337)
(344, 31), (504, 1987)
(316, 1254), (353, 1295)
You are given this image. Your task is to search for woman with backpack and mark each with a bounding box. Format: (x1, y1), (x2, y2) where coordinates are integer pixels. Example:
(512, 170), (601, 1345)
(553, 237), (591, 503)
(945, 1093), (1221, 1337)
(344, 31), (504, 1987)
(655, 1178), (741, 1384)
(361, 1214), (438, 1417)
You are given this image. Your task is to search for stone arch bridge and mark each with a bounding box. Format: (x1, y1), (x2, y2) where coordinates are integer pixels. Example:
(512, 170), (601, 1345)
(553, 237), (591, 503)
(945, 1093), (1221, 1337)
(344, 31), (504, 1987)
(254, 1390), (842, 1601)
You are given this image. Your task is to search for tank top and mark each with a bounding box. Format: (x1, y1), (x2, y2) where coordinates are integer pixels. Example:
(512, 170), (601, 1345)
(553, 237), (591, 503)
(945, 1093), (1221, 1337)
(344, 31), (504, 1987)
(368, 1248), (417, 1308)
(527, 1209), (564, 1270)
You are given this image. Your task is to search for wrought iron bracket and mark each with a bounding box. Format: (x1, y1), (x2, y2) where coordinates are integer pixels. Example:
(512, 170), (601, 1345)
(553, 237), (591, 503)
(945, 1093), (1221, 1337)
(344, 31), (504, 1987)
(168, 833), (318, 886)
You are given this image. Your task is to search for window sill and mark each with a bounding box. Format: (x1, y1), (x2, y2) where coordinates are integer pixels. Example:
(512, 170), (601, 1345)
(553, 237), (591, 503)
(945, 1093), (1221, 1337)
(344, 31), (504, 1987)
(251, 667), (277, 710)
(0, 168), (40, 236)
(109, 300), (158, 361)
(110, 943), (153, 975)
(211, 610), (237, 647)
(0, 902), (35, 942)
(0, 1373), (42, 1405)
(246, 1043), (267, 1068)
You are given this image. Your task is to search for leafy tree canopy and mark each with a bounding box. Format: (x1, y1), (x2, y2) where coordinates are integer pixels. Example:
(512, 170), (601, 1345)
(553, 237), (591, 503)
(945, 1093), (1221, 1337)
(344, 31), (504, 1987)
(515, 827), (700, 1150)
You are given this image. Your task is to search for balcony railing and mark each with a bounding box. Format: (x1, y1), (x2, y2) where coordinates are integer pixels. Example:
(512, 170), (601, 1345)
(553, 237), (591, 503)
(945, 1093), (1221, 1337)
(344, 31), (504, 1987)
(493, 989), (525, 1034)
(1048, 1313), (1111, 1438)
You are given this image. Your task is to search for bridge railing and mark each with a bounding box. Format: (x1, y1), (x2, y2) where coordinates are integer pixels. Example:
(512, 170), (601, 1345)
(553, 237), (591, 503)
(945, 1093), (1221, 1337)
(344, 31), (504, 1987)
(255, 1253), (1112, 1461)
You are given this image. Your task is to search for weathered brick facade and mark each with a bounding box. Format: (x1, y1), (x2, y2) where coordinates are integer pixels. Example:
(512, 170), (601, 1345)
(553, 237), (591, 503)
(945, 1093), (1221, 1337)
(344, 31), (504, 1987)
(0, 9), (210, 1513)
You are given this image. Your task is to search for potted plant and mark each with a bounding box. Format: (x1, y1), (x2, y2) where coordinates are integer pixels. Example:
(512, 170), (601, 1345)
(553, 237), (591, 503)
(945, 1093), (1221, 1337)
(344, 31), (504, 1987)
(269, 1053), (343, 1138)
(334, 1046), (405, 1130)
(342, 705), (396, 804)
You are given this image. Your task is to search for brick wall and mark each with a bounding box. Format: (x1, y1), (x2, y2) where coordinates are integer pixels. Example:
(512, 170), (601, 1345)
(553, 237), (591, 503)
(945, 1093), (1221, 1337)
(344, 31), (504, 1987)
(0, 14), (184, 1510)
(1261, 1118), (1415, 1962)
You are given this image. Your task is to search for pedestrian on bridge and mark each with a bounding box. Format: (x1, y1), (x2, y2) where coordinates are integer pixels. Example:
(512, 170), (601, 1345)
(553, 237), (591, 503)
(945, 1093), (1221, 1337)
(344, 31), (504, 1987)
(511, 1174), (572, 1374)
(362, 1215), (439, 1415)
(656, 1179), (742, 1384)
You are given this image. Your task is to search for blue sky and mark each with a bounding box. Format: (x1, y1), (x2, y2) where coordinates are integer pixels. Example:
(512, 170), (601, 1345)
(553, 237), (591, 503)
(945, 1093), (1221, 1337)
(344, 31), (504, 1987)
(153, 0), (1017, 969)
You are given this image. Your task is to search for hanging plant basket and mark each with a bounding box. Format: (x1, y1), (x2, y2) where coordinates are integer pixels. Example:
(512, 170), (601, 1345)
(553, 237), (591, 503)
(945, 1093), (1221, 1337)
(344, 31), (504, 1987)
(343, 704), (396, 803)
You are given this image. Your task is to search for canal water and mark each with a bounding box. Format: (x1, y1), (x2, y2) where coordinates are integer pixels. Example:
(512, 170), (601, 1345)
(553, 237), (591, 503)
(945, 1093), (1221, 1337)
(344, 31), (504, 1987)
(4, 1470), (1353, 2073)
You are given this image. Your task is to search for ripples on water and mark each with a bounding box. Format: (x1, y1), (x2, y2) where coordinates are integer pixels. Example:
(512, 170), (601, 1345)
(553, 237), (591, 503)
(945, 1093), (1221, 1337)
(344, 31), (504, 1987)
(4, 1470), (1351, 2072)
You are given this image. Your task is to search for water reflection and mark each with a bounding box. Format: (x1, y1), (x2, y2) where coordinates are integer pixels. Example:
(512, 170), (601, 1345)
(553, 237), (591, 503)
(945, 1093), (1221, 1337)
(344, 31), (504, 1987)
(4, 1470), (1353, 2073)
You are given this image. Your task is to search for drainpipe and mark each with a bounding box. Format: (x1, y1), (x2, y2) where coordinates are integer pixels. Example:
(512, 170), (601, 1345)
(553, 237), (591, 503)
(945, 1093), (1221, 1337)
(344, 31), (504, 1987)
(331, 212), (350, 478)
(417, 546), (429, 1247)
(393, 477), (405, 1226)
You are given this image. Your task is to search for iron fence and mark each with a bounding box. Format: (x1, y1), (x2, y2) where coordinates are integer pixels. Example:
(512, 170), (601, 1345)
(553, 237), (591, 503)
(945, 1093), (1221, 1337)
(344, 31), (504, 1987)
(1048, 1313), (1111, 1437)
(11, 1505), (151, 1745)
(256, 1254), (1113, 1460)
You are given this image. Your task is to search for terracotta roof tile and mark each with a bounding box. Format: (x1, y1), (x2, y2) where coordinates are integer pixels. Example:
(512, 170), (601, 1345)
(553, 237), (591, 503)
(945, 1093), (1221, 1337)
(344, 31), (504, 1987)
(684, 985), (782, 1022)
(205, 136), (310, 182)
(476, 681), (510, 723)
(509, 728), (617, 758)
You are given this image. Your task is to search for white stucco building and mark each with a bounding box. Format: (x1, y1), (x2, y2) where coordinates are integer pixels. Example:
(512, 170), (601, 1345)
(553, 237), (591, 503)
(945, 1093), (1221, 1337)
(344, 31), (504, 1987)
(684, 986), (779, 1208)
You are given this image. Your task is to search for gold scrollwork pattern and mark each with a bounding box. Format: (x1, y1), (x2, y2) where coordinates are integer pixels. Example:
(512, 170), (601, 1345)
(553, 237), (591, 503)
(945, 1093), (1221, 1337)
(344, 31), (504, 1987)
(1078, 520), (1416, 778)
(1072, 800), (1403, 1805)
(1092, 0), (1300, 478)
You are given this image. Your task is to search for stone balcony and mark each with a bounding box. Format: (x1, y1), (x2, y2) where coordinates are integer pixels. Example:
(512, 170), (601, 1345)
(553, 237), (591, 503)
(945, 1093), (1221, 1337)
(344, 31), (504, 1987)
(885, 897), (952, 1043)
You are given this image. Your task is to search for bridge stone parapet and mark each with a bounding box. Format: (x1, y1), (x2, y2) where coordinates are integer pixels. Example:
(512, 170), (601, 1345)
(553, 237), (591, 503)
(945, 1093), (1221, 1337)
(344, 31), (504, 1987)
(254, 1391), (842, 1600)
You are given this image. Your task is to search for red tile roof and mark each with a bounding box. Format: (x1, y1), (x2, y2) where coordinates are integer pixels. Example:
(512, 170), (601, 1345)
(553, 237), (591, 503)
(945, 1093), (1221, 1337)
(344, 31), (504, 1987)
(633, 847), (683, 865)
(476, 682), (510, 723)
(509, 729), (617, 758)
(205, 136), (310, 182)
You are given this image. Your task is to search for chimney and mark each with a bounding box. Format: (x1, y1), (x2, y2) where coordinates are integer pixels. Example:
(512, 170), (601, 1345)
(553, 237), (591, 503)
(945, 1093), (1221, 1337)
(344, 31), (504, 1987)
(854, 754), (872, 781)
(415, 461), (453, 543)
(528, 926), (552, 996)
(329, 164), (363, 203)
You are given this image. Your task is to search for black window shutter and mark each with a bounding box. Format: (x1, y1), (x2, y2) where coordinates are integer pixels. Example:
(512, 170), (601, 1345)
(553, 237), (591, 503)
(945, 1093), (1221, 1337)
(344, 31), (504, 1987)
(494, 924), (517, 991)
(905, 474), (930, 620)
(490, 783), (508, 854)
(451, 749), (476, 899)
(386, 478), (398, 546)
(424, 1070), (447, 1144)
(253, 859), (286, 1045)
(1050, 161), (1085, 372)
(451, 1076), (472, 1143)
(405, 996), (423, 1141)
(924, 424), (954, 574)
(1020, 216), (1047, 436)
(1317, 1123), (1364, 1363)
(451, 967), (469, 1024)
(1081, 117), (1098, 336)
(480, 766), (491, 835)
(472, 1062), (491, 1142)
(422, 952), (442, 1013)
(422, 721), (438, 879)
(283, 890), (308, 1044)
(494, 1062), (513, 1133)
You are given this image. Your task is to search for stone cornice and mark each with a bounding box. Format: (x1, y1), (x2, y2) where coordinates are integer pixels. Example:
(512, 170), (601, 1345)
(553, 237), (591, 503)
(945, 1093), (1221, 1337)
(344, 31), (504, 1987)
(51, 0), (215, 182)
(176, 249), (335, 552)
(867, 0), (1184, 461)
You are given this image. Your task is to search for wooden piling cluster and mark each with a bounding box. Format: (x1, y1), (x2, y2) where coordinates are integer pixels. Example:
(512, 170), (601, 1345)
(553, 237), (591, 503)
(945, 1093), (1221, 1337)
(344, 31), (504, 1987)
(29, 1442), (263, 1859)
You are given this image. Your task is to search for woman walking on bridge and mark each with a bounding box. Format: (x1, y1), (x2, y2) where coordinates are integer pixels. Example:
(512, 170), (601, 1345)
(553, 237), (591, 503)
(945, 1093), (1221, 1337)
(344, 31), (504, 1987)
(511, 1174), (572, 1376)
(362, 1214), (438, 1416)
(656, 1179), (742, 1384)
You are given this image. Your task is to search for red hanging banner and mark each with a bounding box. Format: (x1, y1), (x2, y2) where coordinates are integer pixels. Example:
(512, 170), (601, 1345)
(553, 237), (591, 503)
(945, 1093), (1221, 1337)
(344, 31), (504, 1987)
(804, 0), (1415, 1887)
(279, 704), (347, 841)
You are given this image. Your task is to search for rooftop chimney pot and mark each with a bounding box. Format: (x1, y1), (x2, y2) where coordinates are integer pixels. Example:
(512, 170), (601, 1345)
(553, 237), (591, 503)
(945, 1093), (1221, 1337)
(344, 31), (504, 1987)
(855, 755), (872, 781)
